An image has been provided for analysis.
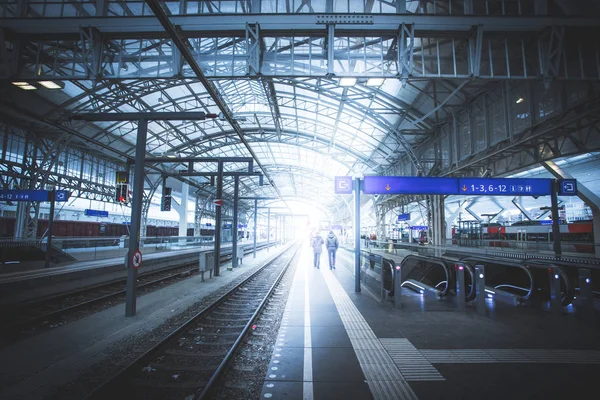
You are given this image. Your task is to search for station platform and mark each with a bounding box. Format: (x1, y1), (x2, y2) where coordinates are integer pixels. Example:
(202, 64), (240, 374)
(261, 245), (600, 400)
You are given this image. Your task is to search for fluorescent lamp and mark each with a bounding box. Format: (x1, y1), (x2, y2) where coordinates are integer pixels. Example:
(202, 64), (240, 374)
(39, 81), (65, 89)
(158, 97), (165, 105)
(516, 97), (524, 104)
(19, 85), (38, 90)
(366, 78), (385, 86)
(11, 82), (29, 86)
(339, 77), (357, 87)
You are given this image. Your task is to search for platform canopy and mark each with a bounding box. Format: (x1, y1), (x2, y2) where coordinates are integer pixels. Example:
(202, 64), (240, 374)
(1, 0), (600, 221)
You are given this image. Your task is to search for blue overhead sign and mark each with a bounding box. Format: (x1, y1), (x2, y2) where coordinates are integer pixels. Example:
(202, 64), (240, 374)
(558, 179), (577, 196)
(397, 213), (411, 222)
(360, 176), (557, 196)
(362, 176), (458, 195)
(334, 176), (353, 194)
(458, 178), (552, 196)
(85, 209), (109, 218)
(0, 190), (71, 202)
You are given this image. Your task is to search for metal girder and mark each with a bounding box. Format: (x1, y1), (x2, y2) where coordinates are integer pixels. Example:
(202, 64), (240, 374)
(397, 23), (414, 80)
(143, 0), (283, 204)
(246, 23), (261, 76)
(447, 94), (600, 177)
(4, 15), (600, 36)
(71, 111), (211, 121)
(538, 25), (565, 82)
(5, 19), (600, 81)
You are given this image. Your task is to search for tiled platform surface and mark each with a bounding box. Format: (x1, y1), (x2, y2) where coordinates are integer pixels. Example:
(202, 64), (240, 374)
(261, 246), (600, 400)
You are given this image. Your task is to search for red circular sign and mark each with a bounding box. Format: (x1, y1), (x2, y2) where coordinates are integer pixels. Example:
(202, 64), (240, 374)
(132, 250), (142, 268)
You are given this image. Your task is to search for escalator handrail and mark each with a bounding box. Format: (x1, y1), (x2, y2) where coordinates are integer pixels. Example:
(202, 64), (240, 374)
(400, 254), (451, 296)
(459, 256), (534, 302)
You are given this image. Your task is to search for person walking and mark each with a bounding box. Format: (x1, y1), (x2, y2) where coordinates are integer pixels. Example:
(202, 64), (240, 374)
(311, 232), (324, 269)
(326, 230), (339, 270)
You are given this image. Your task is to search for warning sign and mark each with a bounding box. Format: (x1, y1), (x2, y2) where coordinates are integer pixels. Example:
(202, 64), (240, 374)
(132, 250), (142, 268)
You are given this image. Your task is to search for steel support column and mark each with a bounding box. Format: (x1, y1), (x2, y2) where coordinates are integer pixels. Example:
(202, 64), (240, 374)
(267, 207), (271, 252)
(354, 178), (361, 293)
(178, 181), (188, 243)
(125, 119), (148, 317)
(232, 176), (239, 268)
(214, 161), (224, 276)
(543, 160), (600, 257)
(253, 199), (257, 258)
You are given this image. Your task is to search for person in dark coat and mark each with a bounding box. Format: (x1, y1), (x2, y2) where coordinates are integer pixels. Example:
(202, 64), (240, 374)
(311, 232), (324, 269)
(326, 230), (339, 270)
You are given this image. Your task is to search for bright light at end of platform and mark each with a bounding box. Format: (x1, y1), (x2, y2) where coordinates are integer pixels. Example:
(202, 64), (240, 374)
(396, 266), (401, 270)
(554, 274), (559, 280)
(339, 77), (357, 87)
(366, 78), (385, 86)
(516, 97), (524, 104)
(586, 278), (590, 284)
(479, 273), (484, 279)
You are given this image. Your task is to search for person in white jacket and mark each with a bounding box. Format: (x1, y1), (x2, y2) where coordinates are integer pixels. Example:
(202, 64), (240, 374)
(325, 230), (339, 270)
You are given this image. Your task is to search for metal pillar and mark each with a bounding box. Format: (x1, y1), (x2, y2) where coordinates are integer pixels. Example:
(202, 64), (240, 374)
(394, 264), (402, 309)
(267, 207), (271, 252)
(550, 180), (562, 257)
(178, 182), (188, 243)
(354, 178), (361, 292)
(455, 263), (466, 311)
(44, 190), (56, 269)
(253, 199), (257, 258)
(214, 161), (223, 276)
(125, 119), (148, 317)
(232, 176), (239, 269)
(475, 265), (486, 315)
(577, 268), (595, 319)
(549, 266), (562, 313)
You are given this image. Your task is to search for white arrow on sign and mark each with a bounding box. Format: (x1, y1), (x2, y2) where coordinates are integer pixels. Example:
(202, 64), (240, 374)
(563, 183), (574, 192)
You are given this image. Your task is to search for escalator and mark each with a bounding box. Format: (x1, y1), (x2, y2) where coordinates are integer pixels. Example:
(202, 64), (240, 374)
(399, 255), (452, 297)
(460, 256), (534, 305)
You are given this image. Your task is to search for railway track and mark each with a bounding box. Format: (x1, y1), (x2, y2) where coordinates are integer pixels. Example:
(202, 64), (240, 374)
(84, 243), (300, 400)
(0, 263), (198, 341)
(0, 243), (271, 342)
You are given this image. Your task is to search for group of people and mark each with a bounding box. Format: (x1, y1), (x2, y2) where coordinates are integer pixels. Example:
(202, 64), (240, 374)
(310, 230), (339, 269)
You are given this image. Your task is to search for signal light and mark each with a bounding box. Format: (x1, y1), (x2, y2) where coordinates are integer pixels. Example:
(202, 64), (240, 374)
(161, 187), (172, 211)
(115, 183), (129, 203)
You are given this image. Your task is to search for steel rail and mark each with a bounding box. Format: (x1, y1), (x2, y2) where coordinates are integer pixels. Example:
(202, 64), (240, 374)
(82, 241), (298, 400)
(196, 243), (300, 399)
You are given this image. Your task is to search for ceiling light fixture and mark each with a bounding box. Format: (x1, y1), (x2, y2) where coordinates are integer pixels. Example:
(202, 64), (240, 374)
(158, 97), (165, 105)
(516, 97), (524, 104)
(19, 85), (38, 90)
(366, 78), (385, 86)
(11, 82), (29, 86)
(339, 77), (357, 87)
(39, 81), (65, 89)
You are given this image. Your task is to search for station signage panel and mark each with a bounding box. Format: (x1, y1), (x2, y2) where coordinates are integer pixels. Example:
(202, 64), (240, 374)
(360, 176), (557, 196)
(397, 213), (411, 222)
(362, 176), (458, 195)
(84, 209), (109, 217)
(457, 178), (552, 196)
(334, 176), (353, 194)
(0, 190), (71, 202)
(558, 179), (577, 196)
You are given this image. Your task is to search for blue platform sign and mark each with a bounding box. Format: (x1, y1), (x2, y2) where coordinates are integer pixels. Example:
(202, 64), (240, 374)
(84, 209), (109, 218)
(0, 189), (71, 202)
(558, 179), (577, 196)
(362, 176), (458, 195)
(334, 176), (354, 194)
(397, 213), (411, 222)
(458, 178), (552, 196)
